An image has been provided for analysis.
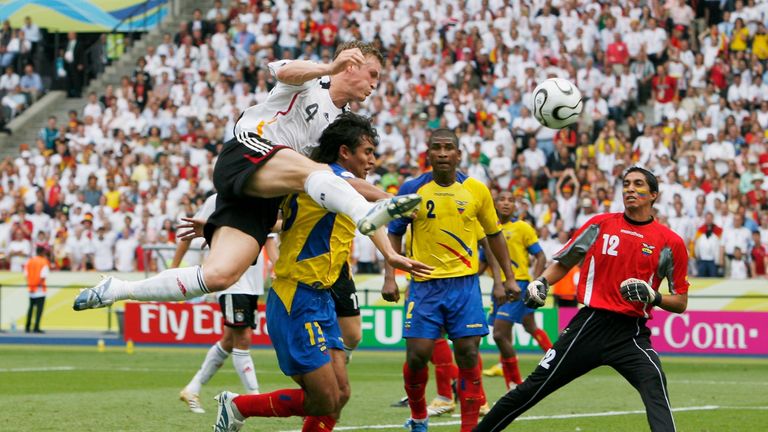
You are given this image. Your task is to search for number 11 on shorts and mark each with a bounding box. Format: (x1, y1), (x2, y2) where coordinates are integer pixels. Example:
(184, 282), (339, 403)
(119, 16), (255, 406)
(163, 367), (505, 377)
(304, 321), (326, 346)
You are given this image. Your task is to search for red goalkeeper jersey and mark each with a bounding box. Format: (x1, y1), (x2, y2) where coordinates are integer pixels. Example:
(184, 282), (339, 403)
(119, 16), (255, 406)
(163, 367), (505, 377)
(553, 213), (690, 318)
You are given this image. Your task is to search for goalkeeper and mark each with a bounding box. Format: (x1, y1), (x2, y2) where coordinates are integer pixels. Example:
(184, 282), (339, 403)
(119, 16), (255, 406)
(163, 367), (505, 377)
(475, 167), (690, 432)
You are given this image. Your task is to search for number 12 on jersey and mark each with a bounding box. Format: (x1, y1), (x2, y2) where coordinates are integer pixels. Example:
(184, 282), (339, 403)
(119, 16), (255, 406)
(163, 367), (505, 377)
(601, 234), (619, 256)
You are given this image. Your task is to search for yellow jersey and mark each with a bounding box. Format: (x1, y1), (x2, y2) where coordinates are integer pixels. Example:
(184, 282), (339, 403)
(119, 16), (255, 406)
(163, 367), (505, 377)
(389, 171), (500, 281)
(272, 163), (356, 312)
(499, 219), (543, 281)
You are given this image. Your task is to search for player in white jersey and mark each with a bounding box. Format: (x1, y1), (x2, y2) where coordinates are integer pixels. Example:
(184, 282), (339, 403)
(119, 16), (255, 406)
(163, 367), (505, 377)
(176, 194), (275, 414)
(73, 40), (427, 313)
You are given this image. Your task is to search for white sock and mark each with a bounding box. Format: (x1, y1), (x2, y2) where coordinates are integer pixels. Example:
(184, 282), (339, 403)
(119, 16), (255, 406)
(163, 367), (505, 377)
(232, 348), (259, 394)
(343, 343), (355, 364)
(304, 169), (373, 224)
(111, 265), (209, 301)
(186, 342), (229, 394)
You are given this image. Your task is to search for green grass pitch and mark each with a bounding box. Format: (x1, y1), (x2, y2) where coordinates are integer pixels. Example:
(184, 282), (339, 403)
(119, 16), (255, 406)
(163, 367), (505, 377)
(0, 345), (766, 431)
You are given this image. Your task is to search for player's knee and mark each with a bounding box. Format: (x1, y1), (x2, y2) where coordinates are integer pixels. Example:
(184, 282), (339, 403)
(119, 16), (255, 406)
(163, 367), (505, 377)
(492, 326), (510, 343)
(338, 383), (351, 409)
(343, 331), (361, 350)
(523, 322), (537, 334)
(454, 347), (479, 369)
(232, 331), (251, 349)
(405, 350), (430, 370)
(306, 388), (340, 415)
(202, 266), (240, 292)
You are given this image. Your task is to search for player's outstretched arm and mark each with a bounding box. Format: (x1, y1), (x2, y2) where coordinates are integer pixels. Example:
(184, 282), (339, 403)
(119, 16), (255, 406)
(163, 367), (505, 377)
(276, 48), (365, 85)
(381, 232), (404, 302)
(372, 228), (433, 280)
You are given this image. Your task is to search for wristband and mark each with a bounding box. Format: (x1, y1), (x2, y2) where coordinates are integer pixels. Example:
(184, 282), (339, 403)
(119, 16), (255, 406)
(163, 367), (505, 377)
(652, 291), (663, 307)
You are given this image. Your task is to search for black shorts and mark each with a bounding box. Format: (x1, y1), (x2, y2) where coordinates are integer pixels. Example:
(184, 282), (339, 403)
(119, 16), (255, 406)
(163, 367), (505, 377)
(330, 263), (360, 317)
(218, 293), (259, 328)
(204, 133), (289, 250)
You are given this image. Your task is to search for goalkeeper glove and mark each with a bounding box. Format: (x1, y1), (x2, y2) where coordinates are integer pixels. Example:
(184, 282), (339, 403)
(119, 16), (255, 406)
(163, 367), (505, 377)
(524, 277), (549, 308)
(619, 278), (662, 306)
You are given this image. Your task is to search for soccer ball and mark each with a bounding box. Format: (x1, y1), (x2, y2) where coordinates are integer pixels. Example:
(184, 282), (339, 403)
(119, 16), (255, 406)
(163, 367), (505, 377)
(531, 78), (583, 129)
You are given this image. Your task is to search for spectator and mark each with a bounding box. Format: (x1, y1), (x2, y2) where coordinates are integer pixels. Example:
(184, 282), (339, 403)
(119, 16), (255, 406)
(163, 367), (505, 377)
(19, 64), (42, 104)
(63, 32), (85, 97)
(0, 66), (18, 95)
(24, 246), (49, 333)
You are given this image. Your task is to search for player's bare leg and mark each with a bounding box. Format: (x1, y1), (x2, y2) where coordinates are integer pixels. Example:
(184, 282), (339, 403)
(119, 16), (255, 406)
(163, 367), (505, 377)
(338, 315), (362, 362)
(492, 319), (522, 389)
(246, 149), (421, 234)
(213, 349), (350, 432)
(73, 227), (260, 310)
(452, 336), (485, 432)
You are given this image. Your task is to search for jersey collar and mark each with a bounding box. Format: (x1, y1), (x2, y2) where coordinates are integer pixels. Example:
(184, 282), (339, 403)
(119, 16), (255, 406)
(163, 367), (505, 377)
(623, 213), (654, 226)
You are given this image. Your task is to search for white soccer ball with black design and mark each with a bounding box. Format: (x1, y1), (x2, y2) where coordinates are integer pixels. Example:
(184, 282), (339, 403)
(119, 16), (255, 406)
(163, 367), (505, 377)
(531, 78), (584, 129)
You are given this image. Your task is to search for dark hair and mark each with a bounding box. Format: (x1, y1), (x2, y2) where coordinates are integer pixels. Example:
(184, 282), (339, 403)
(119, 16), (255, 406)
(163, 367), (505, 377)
(428, 128), (459, 147)
(334, 40), (385, 66)
(35, 246), (47, 256)
(312, 112), (379, 164)
(624, 166), (659, 195)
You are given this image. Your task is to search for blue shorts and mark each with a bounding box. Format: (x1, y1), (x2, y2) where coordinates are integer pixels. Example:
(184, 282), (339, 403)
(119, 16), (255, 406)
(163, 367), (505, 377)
(487, 280), (535, 324)
(403, 274), (489, 340)
(266, 282), (343, 376)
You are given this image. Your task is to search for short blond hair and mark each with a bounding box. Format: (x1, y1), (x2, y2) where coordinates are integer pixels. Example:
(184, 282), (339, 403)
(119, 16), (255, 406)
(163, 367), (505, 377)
(334, 40), (384, 66)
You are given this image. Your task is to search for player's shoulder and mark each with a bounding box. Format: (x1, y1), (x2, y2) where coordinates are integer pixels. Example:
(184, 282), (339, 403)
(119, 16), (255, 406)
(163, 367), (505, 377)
(583, 212), (620, 228)
(459, 174), (492, 195)
(514, 219), (537, 234)
(399, 172), (434, 195)
(329, 162), (356, 179)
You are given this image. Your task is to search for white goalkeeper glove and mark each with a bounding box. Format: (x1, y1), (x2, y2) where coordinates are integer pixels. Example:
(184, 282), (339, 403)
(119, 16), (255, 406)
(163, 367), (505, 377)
(524, 277), (549, 308)
(619, 278), (662, 306)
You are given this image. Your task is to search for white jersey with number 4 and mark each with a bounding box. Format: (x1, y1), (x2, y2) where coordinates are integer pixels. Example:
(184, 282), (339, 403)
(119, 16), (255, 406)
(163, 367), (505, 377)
(194, 194), (266, 296)
(234, 60), (344, 157)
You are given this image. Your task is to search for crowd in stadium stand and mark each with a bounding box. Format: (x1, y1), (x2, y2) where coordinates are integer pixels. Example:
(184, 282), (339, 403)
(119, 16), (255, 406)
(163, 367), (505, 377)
(1, 0), (768, 281)
(0, 16), (43, 128)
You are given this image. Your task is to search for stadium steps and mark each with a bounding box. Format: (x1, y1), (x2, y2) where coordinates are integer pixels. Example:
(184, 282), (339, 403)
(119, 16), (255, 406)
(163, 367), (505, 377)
(0, 0), (213, 158)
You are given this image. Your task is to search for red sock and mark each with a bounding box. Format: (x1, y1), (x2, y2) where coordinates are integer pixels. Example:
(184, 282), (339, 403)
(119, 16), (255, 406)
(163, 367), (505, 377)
(533, 329), (553, 351)
(302, 416), (336, 431)
(403, 362), (429, 420)
(477, 354), (486, 405)
(233, 389), (306, 418)
(501, 356), (523, 386)
(457, 364), (483, 432)
(432, 338), (457, 400)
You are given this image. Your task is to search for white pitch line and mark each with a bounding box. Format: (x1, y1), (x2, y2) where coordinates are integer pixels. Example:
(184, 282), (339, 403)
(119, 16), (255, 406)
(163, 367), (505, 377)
(672, 379), (768, 386)
(0, 366), (75, 372)
(279, 405), (726, 431)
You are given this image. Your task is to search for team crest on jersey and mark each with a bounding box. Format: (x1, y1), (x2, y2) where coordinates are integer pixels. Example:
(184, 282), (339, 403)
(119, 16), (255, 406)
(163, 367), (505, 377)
(455, 200), (467, 214)
(641, 243), (656, 256)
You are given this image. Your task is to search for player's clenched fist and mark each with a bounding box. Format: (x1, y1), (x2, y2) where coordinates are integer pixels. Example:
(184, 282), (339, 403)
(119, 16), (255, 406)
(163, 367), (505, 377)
(523, 277), (549, 308)
(619, 278), (662, 306)
(328, 48), (365, 75)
